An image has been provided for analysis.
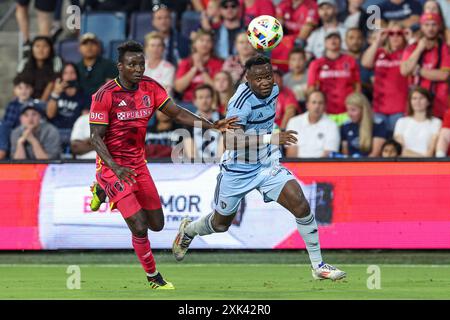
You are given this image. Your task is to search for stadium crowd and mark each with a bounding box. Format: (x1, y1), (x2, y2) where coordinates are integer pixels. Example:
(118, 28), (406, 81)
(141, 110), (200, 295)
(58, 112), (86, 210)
(0, 0), (449, 161)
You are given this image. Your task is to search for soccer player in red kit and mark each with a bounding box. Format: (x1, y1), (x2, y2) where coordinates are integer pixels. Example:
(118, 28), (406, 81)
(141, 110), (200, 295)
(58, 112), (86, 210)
(89, 41), (238, 290)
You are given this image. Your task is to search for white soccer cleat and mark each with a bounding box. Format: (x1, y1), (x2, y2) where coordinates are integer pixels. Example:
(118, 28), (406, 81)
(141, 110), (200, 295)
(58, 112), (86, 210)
(312, 263), (346, 281)
(172, 218), (193, 262)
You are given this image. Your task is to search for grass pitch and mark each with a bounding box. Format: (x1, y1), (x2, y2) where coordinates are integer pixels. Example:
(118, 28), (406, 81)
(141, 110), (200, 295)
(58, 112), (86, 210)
(1, 251), (449, 300)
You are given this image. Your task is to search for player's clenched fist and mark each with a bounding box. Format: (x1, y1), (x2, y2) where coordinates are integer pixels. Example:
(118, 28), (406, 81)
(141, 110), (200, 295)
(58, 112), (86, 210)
(271, 130), (298, 146)
(111, 164), (137, 185)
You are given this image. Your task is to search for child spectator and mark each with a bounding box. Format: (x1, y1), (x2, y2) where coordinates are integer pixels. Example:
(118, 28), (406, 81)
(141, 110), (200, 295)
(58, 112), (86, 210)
(213, 71), (235, 116)
(16, 36), (63, 101)
(274, 69), (300, 130)
(175, 29), (223, 105)
(222, 32), (256, 84)
(285, 90), (340, 158)
(46, 62), (88, 153)
(144, 32), (176, 95)
(275, 0), (319, 44)
(362, 23), (409, 136)
(189, 84), (224, 161)
(381, 139), (403, 157)
(436, 108), (450, 157)
(10, 101), (61, 160)
(400, 13), (450, 119)
(70, 110), (96, 160)
(283, 48), (308, 107)
(307, 29), (361, 125)
(341, 92), (387, 157)
(394, 87), (442, 157)
(3, 74), (46, 130)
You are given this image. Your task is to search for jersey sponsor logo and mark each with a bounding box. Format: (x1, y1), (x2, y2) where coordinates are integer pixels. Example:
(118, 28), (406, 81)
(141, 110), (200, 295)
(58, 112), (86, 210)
(319, 69), (351, 79)
(114, 181), (124, 193)
(142, 95), (151, 108)
(116, 108), (152, 121)
(90, 112), (105, 121)
(118, 100), (127, 107)
(375, 59), (401, 68)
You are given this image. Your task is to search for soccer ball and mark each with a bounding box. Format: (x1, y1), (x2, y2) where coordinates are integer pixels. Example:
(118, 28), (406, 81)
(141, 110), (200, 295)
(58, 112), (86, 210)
(247, 15), (283, 51)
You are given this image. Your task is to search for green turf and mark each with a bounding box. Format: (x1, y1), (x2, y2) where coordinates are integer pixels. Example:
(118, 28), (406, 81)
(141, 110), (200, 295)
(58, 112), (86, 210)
(1, 251), (449, 299)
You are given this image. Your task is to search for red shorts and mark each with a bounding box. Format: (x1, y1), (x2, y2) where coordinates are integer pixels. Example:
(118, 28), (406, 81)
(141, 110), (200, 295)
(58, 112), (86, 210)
(96, 164), (161, 218)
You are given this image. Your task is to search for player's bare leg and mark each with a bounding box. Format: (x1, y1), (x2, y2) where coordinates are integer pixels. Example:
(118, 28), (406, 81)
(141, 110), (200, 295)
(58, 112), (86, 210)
(277, 180), (346, 281)
(172, 211), (235, 261)
(143, 208), (165, 232)
(125, 210), (174, 289)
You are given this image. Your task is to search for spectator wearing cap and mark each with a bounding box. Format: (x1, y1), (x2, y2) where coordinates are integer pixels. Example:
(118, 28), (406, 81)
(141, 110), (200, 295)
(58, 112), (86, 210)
(10, 102), (61, 160)
(222, 31), (256, 84)
(424, 0), (450, 44)
(143, 32), (176, 96)
(362, 22), (409, 136)
(16, 36), (63, 101)
(436, 108), (450, 157)
(274, 69), (301, 130)
(151, 3), (189, 65)
(3, 74), (46, 131)
(241, 0), (276, 26)
(400, 12), (450, 119)
(210, 0), (245, 60)
(378, 0), (422, 28)
(175, 30), (224, 105)
(76, 33), (118, 97)
(275, 0), (319, 44)
(307, 29), (361, 125)
(46, 62), (89, 153)
(285, 90), (340, 158)
(305, 0), (348, 59)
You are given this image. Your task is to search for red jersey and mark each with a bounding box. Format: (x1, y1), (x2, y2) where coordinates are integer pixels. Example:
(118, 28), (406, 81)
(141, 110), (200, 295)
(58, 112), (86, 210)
(276, 0), (319, 36)
(271, 34), (296, 73)
(241, 0), (276, 25)
(402, 42), (450, 118)
(373, 48), (409, 115)
(175, 56), (223, 102)
(307, 54), (360, 114)
(275, 86), (300, 127)
(443, 109), (450, 156)
(89, 76), (170, 169)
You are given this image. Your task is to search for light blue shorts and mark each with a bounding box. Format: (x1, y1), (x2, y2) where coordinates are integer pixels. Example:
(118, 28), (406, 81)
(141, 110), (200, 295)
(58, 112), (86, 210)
(214, 163), (296, 216)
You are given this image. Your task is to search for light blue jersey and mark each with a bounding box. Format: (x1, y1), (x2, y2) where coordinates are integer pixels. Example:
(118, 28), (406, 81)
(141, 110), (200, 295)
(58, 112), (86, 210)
(214, 82), (295, 215)
(221, 82), (281, 176)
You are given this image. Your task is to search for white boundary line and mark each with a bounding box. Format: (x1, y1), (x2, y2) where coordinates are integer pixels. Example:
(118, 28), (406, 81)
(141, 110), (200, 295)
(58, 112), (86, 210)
(0, 264), (449, 268)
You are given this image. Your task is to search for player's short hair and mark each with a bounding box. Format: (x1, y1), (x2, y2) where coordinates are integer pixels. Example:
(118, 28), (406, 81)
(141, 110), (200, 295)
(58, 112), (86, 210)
(194, 84), (215, 98)
(117, 40), (144, 63)
(244, 54), (271, 72)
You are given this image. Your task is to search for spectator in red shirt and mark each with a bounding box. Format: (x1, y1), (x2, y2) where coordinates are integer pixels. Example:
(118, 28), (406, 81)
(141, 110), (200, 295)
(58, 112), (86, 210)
(275, 0), (319, 44)
(400, 13), (450, 118)
(436, 108), (450, 157)
(307, 29), (361, 125)
(362, 23), (409, 135)
(271, 34), (297, 73)
(274, 69), (300, 129)
(240, 0), (275, 26)
(174, 30), (224, 105)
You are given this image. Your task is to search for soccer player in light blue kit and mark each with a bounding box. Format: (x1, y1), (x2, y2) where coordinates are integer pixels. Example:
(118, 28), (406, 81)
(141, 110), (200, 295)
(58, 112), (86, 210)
(173, 55), (346, 280)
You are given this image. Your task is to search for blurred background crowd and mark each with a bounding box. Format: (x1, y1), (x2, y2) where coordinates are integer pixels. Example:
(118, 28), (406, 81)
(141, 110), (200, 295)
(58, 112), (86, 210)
(0, 0), (449, 161)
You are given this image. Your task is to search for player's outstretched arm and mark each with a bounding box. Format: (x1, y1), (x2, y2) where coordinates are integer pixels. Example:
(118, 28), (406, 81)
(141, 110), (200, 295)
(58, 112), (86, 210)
(223, 127), (298, 151)
(161, 99), (240, 132)
(90, 124), (136, 185)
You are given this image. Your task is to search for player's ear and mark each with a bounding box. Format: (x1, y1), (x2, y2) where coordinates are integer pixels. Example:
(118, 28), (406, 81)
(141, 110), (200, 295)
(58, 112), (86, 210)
(117, 61), (122, 72)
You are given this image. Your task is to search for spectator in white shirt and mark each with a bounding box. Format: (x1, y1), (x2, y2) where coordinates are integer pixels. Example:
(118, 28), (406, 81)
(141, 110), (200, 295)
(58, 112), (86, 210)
(70, 110), (96, 159)
(143, 31), (176, 96)
(394, 87), (442, 157)
(285, 90), (340, 158)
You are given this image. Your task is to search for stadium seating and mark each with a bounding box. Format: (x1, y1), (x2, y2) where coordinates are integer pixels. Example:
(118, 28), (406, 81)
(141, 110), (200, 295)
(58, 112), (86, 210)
(180, 11), (201, 39)
(109, 39), (123, 62)
(128, 12), (154, 45)
(56, 39), (81, 63)
(80, 11), (127, 58)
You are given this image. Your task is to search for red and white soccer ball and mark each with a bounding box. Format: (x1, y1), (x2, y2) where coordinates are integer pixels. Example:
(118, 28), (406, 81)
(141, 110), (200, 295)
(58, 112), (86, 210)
(247, 15), (284, 51)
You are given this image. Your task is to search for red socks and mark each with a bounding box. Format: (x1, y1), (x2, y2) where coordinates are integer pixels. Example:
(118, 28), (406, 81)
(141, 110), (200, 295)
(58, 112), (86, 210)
(132, 235), (156, 275)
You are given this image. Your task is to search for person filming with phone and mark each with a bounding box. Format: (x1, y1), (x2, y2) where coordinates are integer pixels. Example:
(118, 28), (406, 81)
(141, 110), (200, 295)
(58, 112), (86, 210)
(46, 62), (89, 155)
